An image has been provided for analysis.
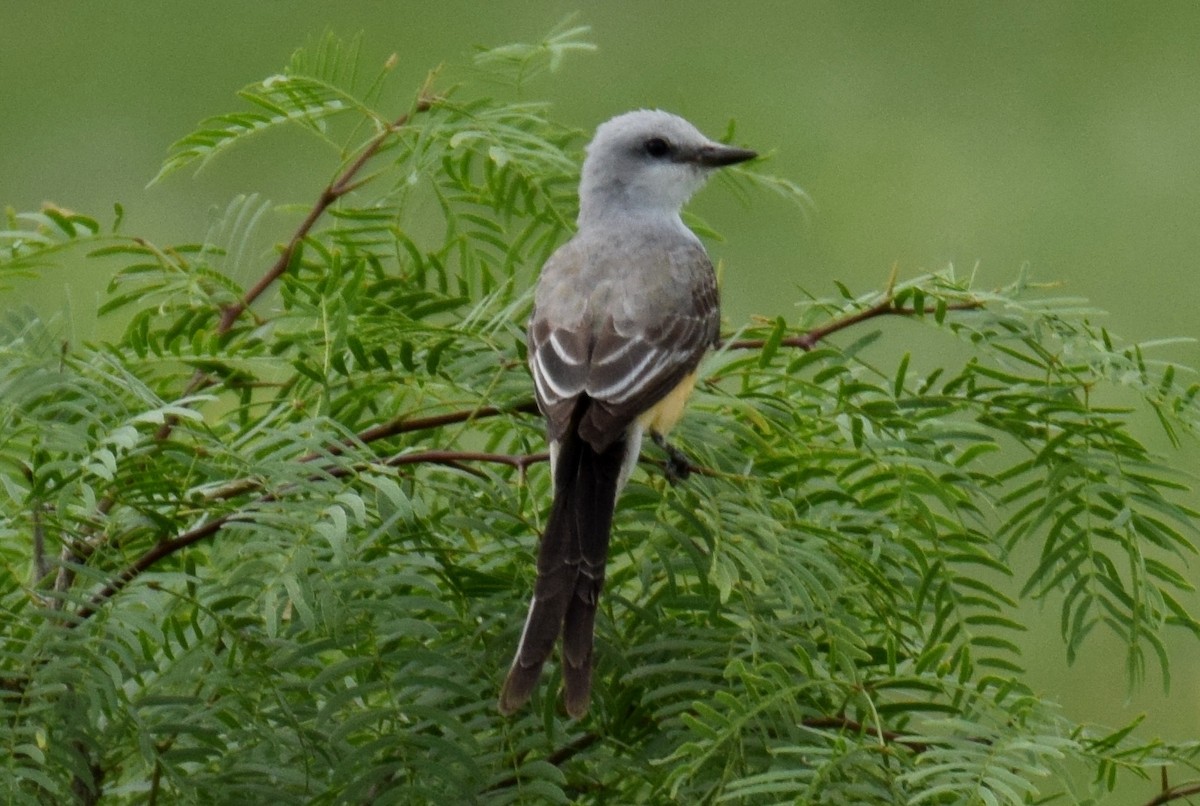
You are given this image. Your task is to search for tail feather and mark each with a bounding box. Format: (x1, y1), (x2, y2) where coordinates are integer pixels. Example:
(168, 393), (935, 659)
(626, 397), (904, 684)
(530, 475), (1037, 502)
(560, 435), (623, 716)
(499, 418), (626, 718)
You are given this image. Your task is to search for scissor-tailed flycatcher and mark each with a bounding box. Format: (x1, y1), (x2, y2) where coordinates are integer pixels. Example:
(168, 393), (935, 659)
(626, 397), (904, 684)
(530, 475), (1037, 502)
(499, 109), (756, 718)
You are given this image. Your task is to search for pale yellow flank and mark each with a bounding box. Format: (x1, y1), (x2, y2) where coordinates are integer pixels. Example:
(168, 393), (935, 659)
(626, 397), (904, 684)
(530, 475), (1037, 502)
(637, 371), (698, 435)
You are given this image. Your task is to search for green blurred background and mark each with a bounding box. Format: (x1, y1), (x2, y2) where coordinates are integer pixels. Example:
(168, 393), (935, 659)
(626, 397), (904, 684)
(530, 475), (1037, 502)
(4, 2), (1198, 796)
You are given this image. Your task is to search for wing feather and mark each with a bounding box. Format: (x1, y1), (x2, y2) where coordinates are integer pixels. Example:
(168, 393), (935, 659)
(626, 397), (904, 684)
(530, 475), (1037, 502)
(529, 238), (720, 449)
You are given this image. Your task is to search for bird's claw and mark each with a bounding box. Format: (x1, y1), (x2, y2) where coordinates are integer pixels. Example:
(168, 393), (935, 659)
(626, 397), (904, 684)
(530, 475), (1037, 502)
(651, 432), (692, 485)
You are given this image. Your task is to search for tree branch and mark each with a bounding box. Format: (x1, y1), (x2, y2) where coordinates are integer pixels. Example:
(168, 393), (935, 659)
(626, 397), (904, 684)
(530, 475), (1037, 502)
(30, 496), (48, 584)
(192, 293), (984, 504)
(74, 438), (723, 622)
(74, 516), (228, 622)
(383, 449), (548, 476)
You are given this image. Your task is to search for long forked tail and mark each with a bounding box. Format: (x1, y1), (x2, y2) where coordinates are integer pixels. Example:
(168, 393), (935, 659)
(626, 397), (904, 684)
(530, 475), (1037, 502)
(499, 424), (626, 718)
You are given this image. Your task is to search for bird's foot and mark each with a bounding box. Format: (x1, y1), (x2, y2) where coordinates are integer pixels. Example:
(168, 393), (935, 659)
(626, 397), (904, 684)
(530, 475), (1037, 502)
(650, 432), (692, 485)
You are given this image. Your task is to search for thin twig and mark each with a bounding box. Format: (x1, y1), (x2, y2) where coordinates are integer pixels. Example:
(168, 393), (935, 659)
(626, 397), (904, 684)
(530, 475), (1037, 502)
(74, 517), (227, 622)
(802, 714), (934, 754)
(385, 449), (548, 475)
(723, 298), (984, 351)
(205, 401), (542, 501)
(483, 713), (939, 796)
(76, 441), (696, 621)
(30, 500), (47, 583)
(342, 400), (541, 454)
(53, 545), (77, 603)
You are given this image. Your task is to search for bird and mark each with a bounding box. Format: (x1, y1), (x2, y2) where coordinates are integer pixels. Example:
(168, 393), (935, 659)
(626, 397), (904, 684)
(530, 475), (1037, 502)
(499, 109), (756, 718)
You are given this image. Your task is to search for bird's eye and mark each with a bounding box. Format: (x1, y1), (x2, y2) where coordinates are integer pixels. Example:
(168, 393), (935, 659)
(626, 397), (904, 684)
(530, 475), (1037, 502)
(644, 137), (671, 158)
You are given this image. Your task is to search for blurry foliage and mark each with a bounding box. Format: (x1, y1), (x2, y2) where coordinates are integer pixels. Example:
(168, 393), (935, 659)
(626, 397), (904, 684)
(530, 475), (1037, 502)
(2, 23), (1200, 805)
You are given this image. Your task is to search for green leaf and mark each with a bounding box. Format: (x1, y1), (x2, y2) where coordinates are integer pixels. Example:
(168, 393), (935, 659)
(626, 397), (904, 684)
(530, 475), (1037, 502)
(758, 316), (786, 369)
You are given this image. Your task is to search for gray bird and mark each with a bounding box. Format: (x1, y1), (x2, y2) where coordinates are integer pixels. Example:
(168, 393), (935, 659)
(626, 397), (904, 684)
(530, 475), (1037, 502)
(499, 109), (756, 718)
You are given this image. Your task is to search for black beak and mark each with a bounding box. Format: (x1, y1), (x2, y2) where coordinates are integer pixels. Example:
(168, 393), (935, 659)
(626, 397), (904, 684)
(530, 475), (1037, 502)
(691, 143), (758, 167)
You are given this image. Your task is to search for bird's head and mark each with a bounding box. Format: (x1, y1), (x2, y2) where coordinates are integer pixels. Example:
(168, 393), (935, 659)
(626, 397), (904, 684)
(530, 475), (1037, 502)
(578, 109), (757, 225)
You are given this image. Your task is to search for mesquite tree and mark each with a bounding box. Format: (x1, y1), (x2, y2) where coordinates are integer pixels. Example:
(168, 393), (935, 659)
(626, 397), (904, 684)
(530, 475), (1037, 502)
(2, 25), (1199, 805)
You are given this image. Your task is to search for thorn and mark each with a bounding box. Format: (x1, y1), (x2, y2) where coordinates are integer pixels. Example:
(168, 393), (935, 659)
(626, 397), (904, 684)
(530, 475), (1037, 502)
(884, 261), (900, 301)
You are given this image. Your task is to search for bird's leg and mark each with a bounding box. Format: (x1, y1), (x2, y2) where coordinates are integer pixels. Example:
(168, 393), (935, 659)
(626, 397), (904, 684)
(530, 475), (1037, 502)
(650, 431), (692, 485)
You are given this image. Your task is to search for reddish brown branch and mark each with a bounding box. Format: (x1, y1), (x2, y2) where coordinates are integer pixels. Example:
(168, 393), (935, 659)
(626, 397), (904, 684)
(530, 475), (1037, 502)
(73, 435), (720, 622)
(166, 95), (435, 415)
(215, 98), (431, 336)
(74, 515), (229, 622)
(724, 298), (983, 352)
(341, 400), (541, 455)
(199, 401), (542, 502)
(1144, 781), (1200, 806)
(482, 714), (931, 795)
